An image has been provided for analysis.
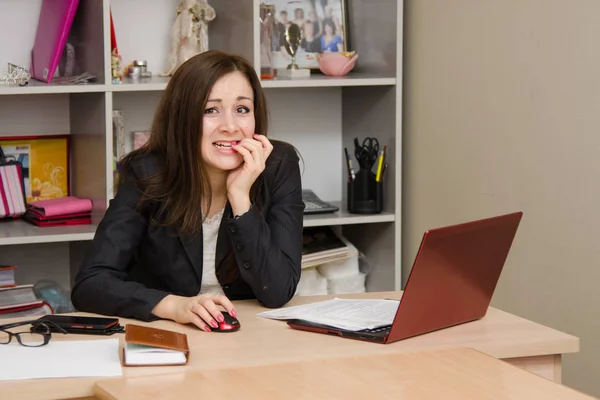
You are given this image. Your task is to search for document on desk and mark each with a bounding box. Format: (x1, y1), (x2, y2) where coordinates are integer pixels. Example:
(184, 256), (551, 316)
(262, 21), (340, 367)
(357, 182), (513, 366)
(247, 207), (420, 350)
(257, 298), (400, 331)
(0, 338), (123, 381)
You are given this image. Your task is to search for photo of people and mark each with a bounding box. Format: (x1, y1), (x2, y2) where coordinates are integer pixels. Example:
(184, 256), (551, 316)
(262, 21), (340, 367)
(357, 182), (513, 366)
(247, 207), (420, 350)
(266, 0), (347, 69)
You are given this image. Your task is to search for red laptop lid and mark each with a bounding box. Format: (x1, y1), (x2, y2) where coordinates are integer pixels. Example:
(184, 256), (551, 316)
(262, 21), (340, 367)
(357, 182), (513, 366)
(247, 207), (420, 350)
(388, 212), (523, 342)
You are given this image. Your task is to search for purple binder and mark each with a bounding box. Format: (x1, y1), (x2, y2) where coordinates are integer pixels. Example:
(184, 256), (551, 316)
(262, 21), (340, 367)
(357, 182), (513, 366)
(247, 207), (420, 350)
(30, 0), (80, 83)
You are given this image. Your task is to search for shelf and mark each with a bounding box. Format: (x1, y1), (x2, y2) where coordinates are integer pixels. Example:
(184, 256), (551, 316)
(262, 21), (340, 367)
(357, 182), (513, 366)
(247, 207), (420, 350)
(0, 74), (396, 95)
(0, 220), (97, 246)
(108, 73), (396, 92)
(303, 202), (395, 228)
(0, 202), (393, 245)
(0, 81), (107, 96)
(261, 73), (396, 89)
(110, 76), (171, 92)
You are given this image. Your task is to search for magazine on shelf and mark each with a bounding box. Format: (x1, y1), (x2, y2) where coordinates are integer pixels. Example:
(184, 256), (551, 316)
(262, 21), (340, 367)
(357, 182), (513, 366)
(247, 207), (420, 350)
(301, 227), (358, 269)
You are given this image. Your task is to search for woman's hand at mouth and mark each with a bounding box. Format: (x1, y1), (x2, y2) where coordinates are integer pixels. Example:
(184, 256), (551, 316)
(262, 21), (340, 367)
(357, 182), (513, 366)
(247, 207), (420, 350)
(226, 134), (273, 216)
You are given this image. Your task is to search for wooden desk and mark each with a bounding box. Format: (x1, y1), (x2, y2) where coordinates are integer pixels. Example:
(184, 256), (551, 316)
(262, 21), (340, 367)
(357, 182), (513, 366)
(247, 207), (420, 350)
(93, 347), (596, 400)
(0, 291), (579, 400)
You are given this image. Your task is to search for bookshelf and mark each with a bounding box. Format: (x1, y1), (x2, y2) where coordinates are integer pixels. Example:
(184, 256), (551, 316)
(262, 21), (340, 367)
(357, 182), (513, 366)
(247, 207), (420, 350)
(0, 0), (403, 294)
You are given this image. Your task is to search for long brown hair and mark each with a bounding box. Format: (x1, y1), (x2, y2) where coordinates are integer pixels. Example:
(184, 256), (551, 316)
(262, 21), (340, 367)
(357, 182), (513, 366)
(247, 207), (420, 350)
(117, 50), (269, 238)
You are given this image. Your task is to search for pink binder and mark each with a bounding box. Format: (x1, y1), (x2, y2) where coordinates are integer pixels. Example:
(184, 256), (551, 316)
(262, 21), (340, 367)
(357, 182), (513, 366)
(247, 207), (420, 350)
(30, 0), (80, 83)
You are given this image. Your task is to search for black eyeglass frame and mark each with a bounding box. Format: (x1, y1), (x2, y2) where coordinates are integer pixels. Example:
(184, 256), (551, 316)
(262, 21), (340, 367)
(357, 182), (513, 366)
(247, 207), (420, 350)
(0, 319), (68, 347)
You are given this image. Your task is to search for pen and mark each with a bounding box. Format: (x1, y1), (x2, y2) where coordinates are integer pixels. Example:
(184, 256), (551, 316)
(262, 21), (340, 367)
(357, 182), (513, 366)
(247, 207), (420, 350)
(344, 147), (355, 181)
(378, 145), (388, 182)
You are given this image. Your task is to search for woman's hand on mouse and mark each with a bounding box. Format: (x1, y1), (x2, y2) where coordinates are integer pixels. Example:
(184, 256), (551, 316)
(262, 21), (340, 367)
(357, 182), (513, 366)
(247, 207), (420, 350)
(152, 293), (236, 332)
(227, 134), (273, 216)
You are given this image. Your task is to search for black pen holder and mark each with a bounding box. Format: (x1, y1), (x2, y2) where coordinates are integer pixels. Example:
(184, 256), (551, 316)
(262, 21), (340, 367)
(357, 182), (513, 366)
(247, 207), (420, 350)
(347, 170), (383, 214)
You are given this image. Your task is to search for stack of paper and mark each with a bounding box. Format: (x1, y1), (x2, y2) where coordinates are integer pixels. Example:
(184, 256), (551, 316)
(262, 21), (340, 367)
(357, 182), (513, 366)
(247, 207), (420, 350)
(257, 298), (400, 331)
(0, 338), (122, 381)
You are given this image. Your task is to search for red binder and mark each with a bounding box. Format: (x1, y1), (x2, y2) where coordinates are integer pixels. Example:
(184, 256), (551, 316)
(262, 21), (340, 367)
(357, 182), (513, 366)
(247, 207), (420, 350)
(30, 0), (80, 83)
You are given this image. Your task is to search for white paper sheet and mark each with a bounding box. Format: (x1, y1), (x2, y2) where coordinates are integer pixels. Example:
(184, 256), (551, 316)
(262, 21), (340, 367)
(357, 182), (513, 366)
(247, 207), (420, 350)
(257, 298), (401, 331)
(0, 338), (123, 381)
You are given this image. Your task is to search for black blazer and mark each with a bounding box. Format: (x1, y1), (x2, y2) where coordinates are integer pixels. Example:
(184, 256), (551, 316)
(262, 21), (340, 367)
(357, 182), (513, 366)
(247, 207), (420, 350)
(71, 141), (304, 321)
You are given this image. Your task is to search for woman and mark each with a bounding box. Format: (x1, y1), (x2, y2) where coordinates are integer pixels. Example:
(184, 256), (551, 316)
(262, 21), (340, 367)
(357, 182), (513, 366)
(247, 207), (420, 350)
(301, 19), (321, 53)
(71, 50), (304, 332)
(320, 20), (344, 53)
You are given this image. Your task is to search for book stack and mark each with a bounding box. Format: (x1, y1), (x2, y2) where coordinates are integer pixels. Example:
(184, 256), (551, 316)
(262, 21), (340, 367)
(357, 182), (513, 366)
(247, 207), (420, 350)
(296, 227), (365, 296)
(0, 265), (17, 288)
(0, 284), (53, 319)
(301, 226), (358, 269)
(22, 196), (92, 227)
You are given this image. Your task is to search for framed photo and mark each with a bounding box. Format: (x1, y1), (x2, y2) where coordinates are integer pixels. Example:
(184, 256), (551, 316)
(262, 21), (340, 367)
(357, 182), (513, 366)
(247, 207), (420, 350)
(0, 135), (70, 203)
(265, 0), (348, 70)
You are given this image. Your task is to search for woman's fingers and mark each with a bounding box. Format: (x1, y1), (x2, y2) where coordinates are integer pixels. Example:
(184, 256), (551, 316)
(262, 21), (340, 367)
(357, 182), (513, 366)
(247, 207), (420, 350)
(232, 142), (253, 164)
(192, 302), (218, 331)
(189, 311), (211, 332)
(233, 140), (265, 172)
(252, 134), (273, 159)
(242, 138), (265, 167)
(200, 298), (225, 323)
(239, 138), (264, 159)
(212, 294), (237, 317)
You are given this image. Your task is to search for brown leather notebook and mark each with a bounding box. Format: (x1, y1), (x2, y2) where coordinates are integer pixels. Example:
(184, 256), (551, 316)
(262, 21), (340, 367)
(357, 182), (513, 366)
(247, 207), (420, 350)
(123, 324), (190, 367)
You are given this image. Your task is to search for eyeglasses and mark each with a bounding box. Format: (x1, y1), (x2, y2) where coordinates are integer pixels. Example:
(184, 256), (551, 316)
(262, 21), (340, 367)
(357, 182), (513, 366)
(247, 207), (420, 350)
(0, 320), (67, 347)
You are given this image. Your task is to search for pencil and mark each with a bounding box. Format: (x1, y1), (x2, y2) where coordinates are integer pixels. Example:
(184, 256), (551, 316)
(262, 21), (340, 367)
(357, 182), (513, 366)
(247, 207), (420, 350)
(375, 150), (384, 182)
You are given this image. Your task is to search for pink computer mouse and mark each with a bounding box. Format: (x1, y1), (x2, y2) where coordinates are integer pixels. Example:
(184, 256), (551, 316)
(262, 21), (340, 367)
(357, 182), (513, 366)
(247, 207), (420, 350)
(213, 312), (240, 332)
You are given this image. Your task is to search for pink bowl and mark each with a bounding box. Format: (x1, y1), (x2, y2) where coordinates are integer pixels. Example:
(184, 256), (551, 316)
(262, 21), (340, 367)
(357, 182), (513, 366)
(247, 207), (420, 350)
(317, 52), (359, 77)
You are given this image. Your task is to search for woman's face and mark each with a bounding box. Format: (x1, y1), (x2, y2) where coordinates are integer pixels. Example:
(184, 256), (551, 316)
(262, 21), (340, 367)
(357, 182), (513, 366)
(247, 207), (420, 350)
(325, 23), (333, 35)
(201, 71), (255, 173)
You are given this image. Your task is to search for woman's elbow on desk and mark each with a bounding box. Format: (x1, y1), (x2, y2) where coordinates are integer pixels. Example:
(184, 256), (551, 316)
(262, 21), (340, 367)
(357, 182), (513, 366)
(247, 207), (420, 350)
(69, 274), (121, 316)
(255, 275), (299, 309)
(258, 294), (294, 309)
(70, 277), (100, 314)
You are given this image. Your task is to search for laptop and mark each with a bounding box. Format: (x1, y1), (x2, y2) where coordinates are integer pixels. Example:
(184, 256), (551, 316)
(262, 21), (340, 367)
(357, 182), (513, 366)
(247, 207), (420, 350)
(287, 211), (523, 344)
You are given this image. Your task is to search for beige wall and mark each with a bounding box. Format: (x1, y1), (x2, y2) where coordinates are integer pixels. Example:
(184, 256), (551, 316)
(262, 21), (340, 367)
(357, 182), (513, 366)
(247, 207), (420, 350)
(403, 0), (600, 396)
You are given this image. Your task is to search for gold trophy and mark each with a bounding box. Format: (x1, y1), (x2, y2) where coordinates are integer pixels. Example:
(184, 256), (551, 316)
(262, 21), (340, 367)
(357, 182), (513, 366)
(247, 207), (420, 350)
(277, 23), (310, 78)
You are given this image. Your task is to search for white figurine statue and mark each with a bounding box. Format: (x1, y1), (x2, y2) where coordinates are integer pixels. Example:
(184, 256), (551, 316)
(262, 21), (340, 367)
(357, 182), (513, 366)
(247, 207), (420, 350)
(162, 0), (216, 76)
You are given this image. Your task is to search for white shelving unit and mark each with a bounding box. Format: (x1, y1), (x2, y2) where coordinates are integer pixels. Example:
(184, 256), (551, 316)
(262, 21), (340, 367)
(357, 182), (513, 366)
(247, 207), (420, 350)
(0, 0), (403, 293)
(303, 202), (395, 228)
(0, 221), (96, 246)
